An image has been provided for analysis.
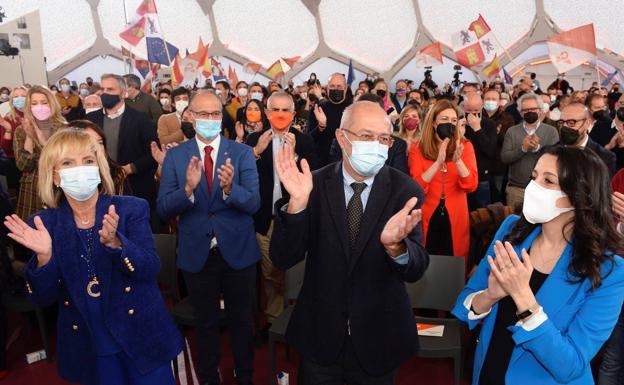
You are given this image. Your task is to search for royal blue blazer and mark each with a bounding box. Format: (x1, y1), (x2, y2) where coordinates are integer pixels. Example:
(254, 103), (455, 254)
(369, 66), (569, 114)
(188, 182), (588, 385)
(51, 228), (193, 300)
(452, 215), (624, 385)
(24, 195), (183, 385)
(156, 136), (261, 272)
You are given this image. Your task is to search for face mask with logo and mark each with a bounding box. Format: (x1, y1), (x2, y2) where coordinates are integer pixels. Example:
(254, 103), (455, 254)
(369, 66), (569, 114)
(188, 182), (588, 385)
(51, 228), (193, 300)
(328, 89), (345, 104)
(12, 96), (25, 111)
(435, 123), (456, 140)
(58, 165), (101, 201)
(403, 117), (419, 131)
(60, 84), (71, 93)
(175, 100), (188, 112)
(246, 110), (261, 123)
(85, 107), (101, 115)
(100, 93), (120, 109)
(250, 92), (263, 101)
(237, 88), (248, 97)
(195, 119), (221, 140)
(268, 111), (293, 130)
(522, 180), (574, 224)
(343, 134), (388, 177)
(484, 100), (498, 112)
(31, 104), (52, 120)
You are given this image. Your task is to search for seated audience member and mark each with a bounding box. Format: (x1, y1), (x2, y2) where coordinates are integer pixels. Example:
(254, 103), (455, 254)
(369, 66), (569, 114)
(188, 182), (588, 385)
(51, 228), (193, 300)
(453, 146), (624, 385)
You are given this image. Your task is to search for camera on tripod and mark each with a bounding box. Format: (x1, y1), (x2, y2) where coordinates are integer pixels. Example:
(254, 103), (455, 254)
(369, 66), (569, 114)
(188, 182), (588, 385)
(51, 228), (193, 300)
(452, 64), (462, 88)
(0, 39), (19, 57)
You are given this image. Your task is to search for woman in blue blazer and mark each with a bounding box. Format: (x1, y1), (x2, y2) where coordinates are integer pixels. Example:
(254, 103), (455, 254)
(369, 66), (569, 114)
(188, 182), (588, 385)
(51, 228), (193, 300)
(4, 129), (183, 385)
(453, 145), (624, 385)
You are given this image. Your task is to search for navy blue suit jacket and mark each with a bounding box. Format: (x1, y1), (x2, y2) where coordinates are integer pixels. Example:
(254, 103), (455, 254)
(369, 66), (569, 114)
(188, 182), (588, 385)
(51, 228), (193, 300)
(157, 136), (261, 272)
(24, 195), (183, 385)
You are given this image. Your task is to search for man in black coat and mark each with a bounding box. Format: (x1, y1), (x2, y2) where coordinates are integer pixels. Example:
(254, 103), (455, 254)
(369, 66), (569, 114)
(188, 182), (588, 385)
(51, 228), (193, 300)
(86, 74), (159, 207)
(245, 92), (318, 322)
(462, 95), (498, 210)
(557, 103), (616, 176)
(270, 101), (429, 384)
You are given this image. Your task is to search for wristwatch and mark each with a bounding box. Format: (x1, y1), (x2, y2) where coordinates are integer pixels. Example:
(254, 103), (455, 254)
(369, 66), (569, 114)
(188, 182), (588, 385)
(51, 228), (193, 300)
(516, 302), (540, 320)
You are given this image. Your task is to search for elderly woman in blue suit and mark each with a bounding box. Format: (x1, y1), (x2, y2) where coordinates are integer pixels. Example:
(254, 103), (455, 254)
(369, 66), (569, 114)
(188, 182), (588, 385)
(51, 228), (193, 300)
(4, 129), (183, 385)
(453, 145), (624, 385)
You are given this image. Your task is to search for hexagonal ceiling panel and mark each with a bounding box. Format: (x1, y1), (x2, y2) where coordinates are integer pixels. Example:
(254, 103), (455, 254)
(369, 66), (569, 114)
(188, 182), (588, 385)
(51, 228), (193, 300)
(213, 0), (318, 68)
(544, 0), (624, 55)
(319, 0), (417, 73)
(6, 0), (96, 70)
(98, 0), (213, 60)
(419, 0), (535, 50)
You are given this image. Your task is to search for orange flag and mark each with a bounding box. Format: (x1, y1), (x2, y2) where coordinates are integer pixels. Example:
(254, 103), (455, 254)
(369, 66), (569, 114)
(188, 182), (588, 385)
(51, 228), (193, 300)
(281, 56), (301, 68)
(119, 17), (146, 46)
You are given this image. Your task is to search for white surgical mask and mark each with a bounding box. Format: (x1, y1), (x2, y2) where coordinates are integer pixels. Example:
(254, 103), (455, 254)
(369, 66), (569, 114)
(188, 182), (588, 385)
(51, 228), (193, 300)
(85, 107), (101, 115)
(522, 180), (574, 224)
(484, 100), (498, 112)
(175, 100), (188, 112)
(160, 98), (170, 106)
(237, 88), (248, 97)
(343, 134), (388, 177)
(250, 92), (263, 101)
(58, 166), (101, 201)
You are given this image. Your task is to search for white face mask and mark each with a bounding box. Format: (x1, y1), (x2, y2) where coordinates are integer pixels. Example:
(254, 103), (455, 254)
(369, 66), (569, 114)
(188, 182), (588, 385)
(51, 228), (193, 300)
(85, 107), (101, 115)
(160, 98), (170, 106)
(237, 88), (248, 97)
(522, 180), (574, 224)
(175, 100), (188, 112)
(58, 166), (101, 201)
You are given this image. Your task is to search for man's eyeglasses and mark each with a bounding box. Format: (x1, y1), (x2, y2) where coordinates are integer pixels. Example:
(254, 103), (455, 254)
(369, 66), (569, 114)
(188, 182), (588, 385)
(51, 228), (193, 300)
(191, 110), (222, 119)
(341, 128), (393, 146)
(556, 118), (587, 128)
(268, 108), (293, 113)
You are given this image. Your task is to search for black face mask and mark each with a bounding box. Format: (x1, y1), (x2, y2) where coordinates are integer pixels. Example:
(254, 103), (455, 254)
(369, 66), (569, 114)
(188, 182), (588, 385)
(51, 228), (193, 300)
(436, 123), (456, 140)
(376, 89), (387, 98)
(616, 108), (624, 121)
(523, 111), (539, 124)
(101, 93), (120, 109)
(328, 89), (345, 104)
(559, 126), (581, 145)
(87, 81), (93, 87)
(593, 109), (608, 121)
(181, 121), (195, 139)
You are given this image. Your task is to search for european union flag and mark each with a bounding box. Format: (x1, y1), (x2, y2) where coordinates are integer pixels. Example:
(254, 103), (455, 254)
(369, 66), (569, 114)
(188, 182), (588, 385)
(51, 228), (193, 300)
(146, 37), (179, 65)
(347, 59), (355, 86)
(602, 70), (619, 87)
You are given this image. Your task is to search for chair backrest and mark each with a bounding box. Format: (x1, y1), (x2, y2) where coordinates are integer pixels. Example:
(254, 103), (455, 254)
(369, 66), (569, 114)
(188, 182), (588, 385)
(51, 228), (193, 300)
(154, 234), (179, 303)
(284, 260), (305, 304)
(405, 254), (465, 312)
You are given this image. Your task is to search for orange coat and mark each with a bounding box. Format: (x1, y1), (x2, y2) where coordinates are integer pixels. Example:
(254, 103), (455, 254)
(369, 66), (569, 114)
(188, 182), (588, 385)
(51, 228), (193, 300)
(408, 140), (478, 259)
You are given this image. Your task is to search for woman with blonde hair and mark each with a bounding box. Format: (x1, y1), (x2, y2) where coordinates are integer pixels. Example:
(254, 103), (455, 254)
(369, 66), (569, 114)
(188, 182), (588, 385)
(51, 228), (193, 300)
(5, 129), (182, 385)
(396, 103), (423, 151)
(408, 99), (478, 263)
(13, 86), (67, 219)
(0, 86), (27, 190)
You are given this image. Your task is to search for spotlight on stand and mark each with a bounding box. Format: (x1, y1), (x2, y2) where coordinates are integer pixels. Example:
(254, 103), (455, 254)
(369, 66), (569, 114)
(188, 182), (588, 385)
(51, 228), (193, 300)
(452, 64), (463, 92)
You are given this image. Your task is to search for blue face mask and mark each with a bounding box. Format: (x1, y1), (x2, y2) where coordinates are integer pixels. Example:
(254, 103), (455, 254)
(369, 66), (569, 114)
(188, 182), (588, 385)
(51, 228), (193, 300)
(250, 92), (263, 101)
(195, 119), (222, 140)
(58, 166), (101, 201)
(12, 96), (25, 111)
(344, 135), (388, 177)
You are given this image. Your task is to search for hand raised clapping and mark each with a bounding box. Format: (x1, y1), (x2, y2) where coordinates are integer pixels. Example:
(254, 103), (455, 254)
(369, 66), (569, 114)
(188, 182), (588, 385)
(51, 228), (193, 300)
(5, 214), (52, 267)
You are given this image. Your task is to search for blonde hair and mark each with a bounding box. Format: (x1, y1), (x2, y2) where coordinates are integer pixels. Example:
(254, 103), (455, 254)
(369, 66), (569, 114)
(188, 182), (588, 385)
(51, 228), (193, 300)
(38, 129), (115, 208)
(419, 99), (464, 161)
(7, 86), (28, 121)
(397, 104), (422, 141)
(24, 86), (67, 130)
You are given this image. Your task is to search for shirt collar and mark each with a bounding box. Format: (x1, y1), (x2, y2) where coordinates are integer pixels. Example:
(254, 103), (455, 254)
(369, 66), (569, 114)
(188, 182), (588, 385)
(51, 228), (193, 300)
(523, 121), (540, 134)
(195, 133), (221, 155)
(342, 162), (375, 190)
(579, 134), (590, 148)
(105, 103), (125, 119)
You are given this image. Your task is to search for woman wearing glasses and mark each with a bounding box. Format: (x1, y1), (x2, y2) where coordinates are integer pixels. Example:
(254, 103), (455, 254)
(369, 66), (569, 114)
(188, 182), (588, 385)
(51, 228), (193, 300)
(408, 99), (478, 263)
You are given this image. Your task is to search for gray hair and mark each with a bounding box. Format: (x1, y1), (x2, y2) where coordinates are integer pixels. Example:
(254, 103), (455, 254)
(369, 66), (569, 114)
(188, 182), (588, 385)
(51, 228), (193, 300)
(517, 92), (544, 113)
(122, 74), (141, 90)
(340, 100), (392, 133)
(267, 91), (295, 111)
(101, 73), (127, 92)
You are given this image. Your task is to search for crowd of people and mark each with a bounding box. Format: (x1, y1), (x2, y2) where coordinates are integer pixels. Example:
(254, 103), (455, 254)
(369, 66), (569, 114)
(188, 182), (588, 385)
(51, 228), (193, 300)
(0, 69), (623, 385)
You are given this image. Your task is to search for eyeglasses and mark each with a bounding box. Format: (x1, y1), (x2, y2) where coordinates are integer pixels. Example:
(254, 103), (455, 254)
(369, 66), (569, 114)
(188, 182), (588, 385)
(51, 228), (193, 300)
(190, 110), (222, 119)
(556, 118), (587, 128)
(341, 128), (393, 145)
(268, 108), (293, 113)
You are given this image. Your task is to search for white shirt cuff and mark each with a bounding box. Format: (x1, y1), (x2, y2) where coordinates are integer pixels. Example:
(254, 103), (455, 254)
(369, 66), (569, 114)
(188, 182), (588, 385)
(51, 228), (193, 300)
(464, 290), (492, 320)
(280, 203), (305, 215)
(532, 144), (541, 153)
(516, 306), (548, 331)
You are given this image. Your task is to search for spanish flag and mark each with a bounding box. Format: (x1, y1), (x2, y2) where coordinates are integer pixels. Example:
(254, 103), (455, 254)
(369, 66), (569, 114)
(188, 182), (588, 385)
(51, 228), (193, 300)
(483, 54), (501, 78)
(267, 59), (284, 80)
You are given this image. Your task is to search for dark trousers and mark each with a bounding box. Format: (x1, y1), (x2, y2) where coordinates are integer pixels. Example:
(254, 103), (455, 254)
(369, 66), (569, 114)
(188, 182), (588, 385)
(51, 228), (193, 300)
(468, 180), (491, 212)
(183, 249), (256, 385)
(298, 336), (395, 385)
(598, 304), (624, 385)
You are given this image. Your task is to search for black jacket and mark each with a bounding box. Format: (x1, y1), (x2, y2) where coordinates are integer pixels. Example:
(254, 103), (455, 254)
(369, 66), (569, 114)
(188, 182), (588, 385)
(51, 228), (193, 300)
(86, 106), (159, 206)
(589, 119), (615, 147)
(464, 117), (498, 180)
(308, 100), (351, 166)
(246, 128), (318, 235)
(586, 138), (616, 176)
(327, 136), (409, 175)
(270, 163), (429, 375)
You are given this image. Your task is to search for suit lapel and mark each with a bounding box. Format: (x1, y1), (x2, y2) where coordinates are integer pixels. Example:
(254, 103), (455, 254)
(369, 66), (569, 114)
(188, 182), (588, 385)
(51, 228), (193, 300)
(94, 195), (114, 314)
(185, 140), (210, 204)
(325, 163), (350, 261)
(209, 136), (230, 206)
(348, 166), (391, 274)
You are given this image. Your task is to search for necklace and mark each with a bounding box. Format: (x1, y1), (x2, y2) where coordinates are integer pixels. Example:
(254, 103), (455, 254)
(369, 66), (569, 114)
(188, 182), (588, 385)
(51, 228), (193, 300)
(78, 227), (101, 298)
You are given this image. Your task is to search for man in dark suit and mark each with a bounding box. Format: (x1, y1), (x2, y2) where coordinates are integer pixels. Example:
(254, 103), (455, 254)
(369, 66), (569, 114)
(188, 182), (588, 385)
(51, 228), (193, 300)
(157, 92), (260, 385)
(462, 95), (498, 210)
(557, 102), (616, 176)
(86, 74), (159, 207)
(270, 101), (429, 384)
(390, 79), (409, 114)
(245, 92), (318, 323)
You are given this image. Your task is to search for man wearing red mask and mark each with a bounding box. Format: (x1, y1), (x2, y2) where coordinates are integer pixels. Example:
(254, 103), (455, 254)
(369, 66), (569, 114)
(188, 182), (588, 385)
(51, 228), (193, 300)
(246, 92), (318, 323)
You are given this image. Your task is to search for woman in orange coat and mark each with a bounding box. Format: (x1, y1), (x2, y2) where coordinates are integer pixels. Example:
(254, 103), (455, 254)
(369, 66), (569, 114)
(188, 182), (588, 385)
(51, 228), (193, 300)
(408, 99), (478, 261)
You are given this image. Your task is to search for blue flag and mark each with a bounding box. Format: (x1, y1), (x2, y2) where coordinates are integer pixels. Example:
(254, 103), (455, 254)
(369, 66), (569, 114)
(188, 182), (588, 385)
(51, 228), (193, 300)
(146, 37), (179, 65)
(602, 70), (618, 87)
(347, 59), (355, 86)
(503, 67), (513, 84)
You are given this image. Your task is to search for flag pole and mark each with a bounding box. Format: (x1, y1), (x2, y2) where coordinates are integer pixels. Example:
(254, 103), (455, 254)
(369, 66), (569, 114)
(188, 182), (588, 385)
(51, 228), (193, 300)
(595, 61), (601, 86)
(153, 10), (172, 66)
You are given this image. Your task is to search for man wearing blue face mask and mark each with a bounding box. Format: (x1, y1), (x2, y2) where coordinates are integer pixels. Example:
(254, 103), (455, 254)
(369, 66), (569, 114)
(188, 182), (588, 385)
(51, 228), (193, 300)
(271, 101), (429, 385)
(157, 92), (261, 385)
